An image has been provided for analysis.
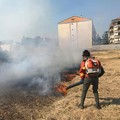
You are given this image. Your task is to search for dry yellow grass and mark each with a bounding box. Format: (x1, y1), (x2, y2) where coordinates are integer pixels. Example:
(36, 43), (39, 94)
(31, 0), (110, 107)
(0, 50), (120, 120)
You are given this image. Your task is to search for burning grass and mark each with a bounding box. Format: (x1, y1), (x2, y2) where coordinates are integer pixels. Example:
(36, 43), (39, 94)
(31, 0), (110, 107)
(54, 82), (67, 96)
(0, 49), (120, 120)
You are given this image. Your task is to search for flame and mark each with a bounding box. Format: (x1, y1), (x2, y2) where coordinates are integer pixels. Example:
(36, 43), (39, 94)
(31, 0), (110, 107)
(67, 74), (76, 81)
(55, 83), (67, 96)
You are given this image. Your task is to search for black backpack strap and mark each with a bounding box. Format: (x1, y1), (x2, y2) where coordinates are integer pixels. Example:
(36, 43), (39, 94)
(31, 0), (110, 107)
(98, 67), (105, 78)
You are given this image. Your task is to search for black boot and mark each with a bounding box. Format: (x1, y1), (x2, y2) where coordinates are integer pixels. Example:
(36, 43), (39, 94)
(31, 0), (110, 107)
(96, 105), (101, 110)
(79, 92), (86, 109)
(79, 104), (84, 109)
(94, 93), (101, 109)
(78, 103), (84, 109)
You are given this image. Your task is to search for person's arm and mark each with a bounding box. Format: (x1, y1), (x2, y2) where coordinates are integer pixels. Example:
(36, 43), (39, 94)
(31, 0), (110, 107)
(79, 61), (86, 79)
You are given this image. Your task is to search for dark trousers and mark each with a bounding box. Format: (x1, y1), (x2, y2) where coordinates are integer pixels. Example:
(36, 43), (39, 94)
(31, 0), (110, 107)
(80, 77), (100, 107)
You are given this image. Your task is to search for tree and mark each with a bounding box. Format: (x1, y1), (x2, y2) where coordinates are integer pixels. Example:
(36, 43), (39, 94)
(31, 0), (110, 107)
(102, 31), (109, 44)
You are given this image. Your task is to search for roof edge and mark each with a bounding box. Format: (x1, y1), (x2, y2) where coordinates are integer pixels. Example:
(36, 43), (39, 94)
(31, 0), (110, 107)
(58, 16), (92, 24)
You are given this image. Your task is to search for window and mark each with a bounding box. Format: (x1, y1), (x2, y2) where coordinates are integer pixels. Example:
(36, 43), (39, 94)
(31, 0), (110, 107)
(118, 21), (120, 24)
(110, 26), (113, 29)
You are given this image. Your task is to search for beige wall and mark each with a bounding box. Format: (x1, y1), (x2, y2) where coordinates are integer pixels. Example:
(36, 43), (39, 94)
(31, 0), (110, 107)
(58, 20), (92, 50)
(77, 20), (92, 49)
(58, 23), (71, 49)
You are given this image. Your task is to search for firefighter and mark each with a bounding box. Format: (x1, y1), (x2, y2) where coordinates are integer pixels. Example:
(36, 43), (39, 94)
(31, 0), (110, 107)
(79, 50), (105, 109)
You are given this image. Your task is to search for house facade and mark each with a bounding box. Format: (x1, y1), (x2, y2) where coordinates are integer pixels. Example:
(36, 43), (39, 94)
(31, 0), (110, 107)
(58, 16), (94, 50)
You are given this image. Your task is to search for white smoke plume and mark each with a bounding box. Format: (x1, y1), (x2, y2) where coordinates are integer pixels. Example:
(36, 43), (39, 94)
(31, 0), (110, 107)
(0, 40), (82, 95)
(0, 0), (83, 95)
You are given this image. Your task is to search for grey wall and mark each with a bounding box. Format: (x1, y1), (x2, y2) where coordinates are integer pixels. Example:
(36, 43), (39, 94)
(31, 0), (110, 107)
(92, 44), (120, 50)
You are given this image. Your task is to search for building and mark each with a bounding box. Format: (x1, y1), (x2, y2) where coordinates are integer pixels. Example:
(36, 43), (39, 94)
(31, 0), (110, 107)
(0, 44), (11, 52)
(108, 17), (120, 44)
(58, 16), (96, 50)
(0, 41), (21, 52)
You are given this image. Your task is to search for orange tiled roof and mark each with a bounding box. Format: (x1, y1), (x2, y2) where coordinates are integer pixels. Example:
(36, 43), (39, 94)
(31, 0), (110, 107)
(58, 16), (90, 24)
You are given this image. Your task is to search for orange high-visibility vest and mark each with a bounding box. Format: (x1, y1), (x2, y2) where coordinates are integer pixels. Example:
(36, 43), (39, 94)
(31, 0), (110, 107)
(85, 58), (101, 75)
(80, 58), (102, 78)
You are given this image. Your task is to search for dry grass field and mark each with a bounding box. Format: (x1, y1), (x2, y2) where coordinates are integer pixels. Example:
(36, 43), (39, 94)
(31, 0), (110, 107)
(0, 50), (120, 120)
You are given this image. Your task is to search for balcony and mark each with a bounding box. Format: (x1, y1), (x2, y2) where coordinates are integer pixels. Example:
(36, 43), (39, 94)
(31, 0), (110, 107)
(114, 35), (120, 39)
(114, 27), (118, 31)
(114, 24), (120, 28)
(109, 34), (114, 37)
(114, 33), (118, 36)
(113, 39), (120, 44)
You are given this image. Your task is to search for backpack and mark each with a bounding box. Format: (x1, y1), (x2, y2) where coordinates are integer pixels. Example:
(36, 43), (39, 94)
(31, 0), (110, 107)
(85, 58), (101, 77)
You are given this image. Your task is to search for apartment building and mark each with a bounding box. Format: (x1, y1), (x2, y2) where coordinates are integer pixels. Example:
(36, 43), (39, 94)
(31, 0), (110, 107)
(108, 17), (120, 44)
(58, 16), (95, 50)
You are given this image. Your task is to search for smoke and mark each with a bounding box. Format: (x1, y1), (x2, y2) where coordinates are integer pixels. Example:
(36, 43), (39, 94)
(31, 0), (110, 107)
(0, 0), (83, 95)
(0, 40), (82, 95)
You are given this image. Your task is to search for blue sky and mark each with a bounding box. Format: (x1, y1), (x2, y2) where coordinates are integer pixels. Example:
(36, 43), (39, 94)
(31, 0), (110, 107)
(0, 0), (120, 41)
